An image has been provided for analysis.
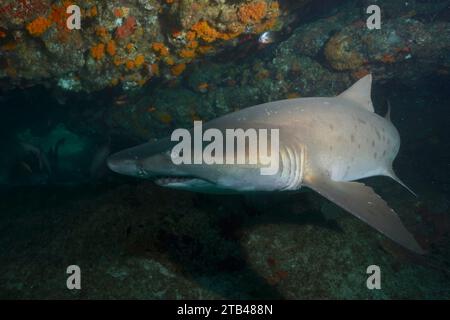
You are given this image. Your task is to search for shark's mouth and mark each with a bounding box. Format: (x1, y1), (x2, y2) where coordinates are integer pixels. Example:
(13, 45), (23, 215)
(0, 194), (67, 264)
(154, 176), (198, 186)
(153, 175), (218, 191)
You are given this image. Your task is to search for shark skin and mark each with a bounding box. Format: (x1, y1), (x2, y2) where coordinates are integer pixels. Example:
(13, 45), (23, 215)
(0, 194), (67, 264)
(108, 74), (424, 254)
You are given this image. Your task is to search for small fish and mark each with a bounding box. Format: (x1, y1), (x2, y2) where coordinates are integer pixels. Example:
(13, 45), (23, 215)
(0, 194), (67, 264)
(258, 31), (280, 45)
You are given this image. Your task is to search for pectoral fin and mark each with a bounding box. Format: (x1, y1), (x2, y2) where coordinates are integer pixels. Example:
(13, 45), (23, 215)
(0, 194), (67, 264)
(305, 175), (425, 254)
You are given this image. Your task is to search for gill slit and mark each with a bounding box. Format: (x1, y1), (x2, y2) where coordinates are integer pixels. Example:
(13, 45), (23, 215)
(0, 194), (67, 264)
(280, 144), (304, 190)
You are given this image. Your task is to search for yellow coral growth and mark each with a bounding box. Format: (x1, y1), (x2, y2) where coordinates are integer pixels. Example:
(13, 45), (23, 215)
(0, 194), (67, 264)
(186, 31), (196, 41)
(152, 42), (169, 56)
(27, 17), (52, 36)
(113, 56), (124, 66)
(151, 63), (160, 76)
(107, 40), (116, 56)
(197, 45), (213, 55)
(49, 1), (73, 30)
(27, 2), (77, 37)
(91, 43), (105, 60)
(135, 54), (145, 67)
(238, 1), (267, 24)
(113, 8), (123, 18)
(89, 6), (98, 17)
(96, 27), (108, 38)
(126, 43), (135, 53)
(324, 34), (365, 71)
(179, 49), (196, 59)
(126, 60), (135, 69)
(191, 21), (218, 43)
(165, 57), (175, 65)
(191, 20), (239, 43)
(171, 63), (186, 76)
(197, 82), (209, 92)
(187, 41), (199, 49)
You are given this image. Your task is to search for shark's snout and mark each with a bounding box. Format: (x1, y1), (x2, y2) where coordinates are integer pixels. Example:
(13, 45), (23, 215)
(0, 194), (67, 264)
(107, 151), (140, 177)
(107, 141), (180, 179)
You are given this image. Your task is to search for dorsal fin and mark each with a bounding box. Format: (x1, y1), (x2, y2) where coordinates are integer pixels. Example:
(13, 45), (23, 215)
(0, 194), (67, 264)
(338, 74), (374, 112)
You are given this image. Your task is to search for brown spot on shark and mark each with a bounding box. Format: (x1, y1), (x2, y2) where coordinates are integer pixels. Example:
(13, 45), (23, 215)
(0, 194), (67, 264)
(357, 118), (367, 125)
(375, 128), (381, 140)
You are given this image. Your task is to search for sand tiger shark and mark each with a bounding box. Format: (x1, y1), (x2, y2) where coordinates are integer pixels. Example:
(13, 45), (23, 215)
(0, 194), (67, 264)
(108, 74), (424, 254)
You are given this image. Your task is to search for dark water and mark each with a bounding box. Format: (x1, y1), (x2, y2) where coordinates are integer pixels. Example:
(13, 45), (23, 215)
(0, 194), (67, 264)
(0, 1), (449, 300)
